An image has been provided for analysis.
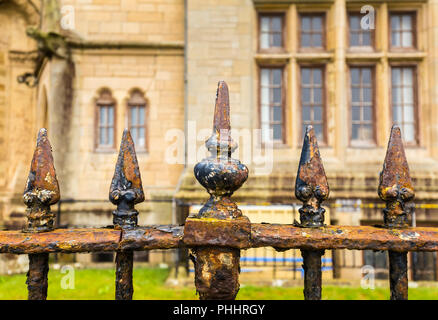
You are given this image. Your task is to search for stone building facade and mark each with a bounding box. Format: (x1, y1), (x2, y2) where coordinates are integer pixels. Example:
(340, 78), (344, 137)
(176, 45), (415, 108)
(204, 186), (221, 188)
(1, 0), (438, 280)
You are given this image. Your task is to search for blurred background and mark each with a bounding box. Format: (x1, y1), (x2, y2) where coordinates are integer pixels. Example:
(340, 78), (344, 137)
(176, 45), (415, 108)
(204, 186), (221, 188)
(0, 0), (438, 298)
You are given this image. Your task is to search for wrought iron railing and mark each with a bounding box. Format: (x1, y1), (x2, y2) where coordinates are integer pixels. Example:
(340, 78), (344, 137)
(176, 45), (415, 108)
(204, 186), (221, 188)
(1, 81), (437, 300)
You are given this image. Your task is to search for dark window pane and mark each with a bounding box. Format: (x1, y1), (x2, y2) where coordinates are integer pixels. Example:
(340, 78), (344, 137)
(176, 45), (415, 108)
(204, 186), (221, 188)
(302, 69), (311, 84)
(313, 34), (322, 47)
(301, 33), (311, 47)
(362, 69), (371, 84)
(273, 33), (282, 47)
(302, 106), (311, 121)
(313, 69), (322, 84)
(350, 16), (360, 29)
(352, 88), (360, 102)
(362, 32), (371, 46)
(108, 127), (114, 146)
(351, 68), (360, 84)
(314, 88), (322, 103)
(314, 124), (323, 141)
(272, 17), (282, 32)
(302, 88), (311, 102)
(350, 33), (360, 46)
(273, 88), (282, 103)
(302, 17), (311, 30)
(352, 123), (360, 140)
(363, 106), (372, 121)
(273, 69), (282, 85)
(273, 124), (282, 140)
(364, 88), (372, 102)
(312, 16), (322, 31)
(352, 106), (360, 121)
(273, 106), (282, 122)
(314, 106), (322, 121)
(391, 16), (400, 30)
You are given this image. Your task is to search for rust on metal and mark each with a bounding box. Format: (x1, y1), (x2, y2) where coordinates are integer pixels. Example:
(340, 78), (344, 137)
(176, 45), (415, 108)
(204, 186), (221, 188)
(119, 225), (184, 250)
(109, 129), (145, 229)
(110, 129), (145, 300)
(295, 125), (328, 300)
(22, 128), (60, 300)
(295, 125), (329, 228)
(1, 224), (438, 253)
(190, 81), (249, 300)
(388, 251), (408, 300)
(26, 253), (49, 300)
(23, 128), (60, 233)
(184, 218), (251, 249)
(378, 125), (415, 228)
(379, 125), (414, 300)
(115, 251), (134, 300)
(0, 228), (121, 254)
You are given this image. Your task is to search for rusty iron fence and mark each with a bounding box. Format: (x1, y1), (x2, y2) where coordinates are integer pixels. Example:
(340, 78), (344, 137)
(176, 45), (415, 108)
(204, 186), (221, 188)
(1, 81), (438, 300)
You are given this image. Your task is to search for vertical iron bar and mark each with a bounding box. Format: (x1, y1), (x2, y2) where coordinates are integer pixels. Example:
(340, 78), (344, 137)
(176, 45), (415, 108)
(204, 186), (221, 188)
(378, 126), (415, 300)
(23, 129), (60, 300)
(190, 81), (249, 300)
(295, 126), (329, 300)
(301, 250), (324, 300)
(388, 251), (408, 300)
(109, 129), (144, 300)
(115, 251), (134, 300)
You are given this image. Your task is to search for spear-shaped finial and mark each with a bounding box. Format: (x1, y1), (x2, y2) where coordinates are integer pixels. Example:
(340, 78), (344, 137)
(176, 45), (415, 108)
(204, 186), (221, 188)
(205, 81), (238, 158)
(295, 125), (329, 227)
(378, 125), (415, 228)
(23, 128), (60, 233)
(109, 129), (144, 229)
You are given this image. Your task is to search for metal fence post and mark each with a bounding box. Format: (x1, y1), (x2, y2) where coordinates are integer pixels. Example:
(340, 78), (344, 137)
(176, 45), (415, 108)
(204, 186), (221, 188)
(378, 125), (415, 300)
(190, 81), (249, 300)
(109, 129), (145, 300)
(23, 128), (60, 300)
(295, 126), (329, 300)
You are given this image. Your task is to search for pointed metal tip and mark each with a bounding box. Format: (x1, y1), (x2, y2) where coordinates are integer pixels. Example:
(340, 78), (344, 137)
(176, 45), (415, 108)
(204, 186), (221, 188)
(24, 128), (60, 204)
(296, 125), (328, 202)
(109, 130), (144, 205)
(213, 81), (230, 132)
(379, 126), (414, 201)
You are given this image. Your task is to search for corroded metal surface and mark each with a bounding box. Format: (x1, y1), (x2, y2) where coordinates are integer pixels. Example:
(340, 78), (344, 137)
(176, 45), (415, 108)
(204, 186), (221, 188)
(190, 81), (249, 300)
(110, 129), (144, 300)
(192, 247), (240, 300)
(295, 126), (328, 300)
(378, 126), (415, 228)
(115, 251), (134, 300)
(23, 128), (60, 233)
(389, 251), (408, 300)
(295, 126), (329, 228)
(23, 129), (60, 300)
(301, 249), (324, 300)
(109, 129), (145, 229)
(0, 228), (121, 254)
(379, 126), (413, 300)
(119, 225), (184, 250)
(249, 224), (438, 251)
(26, 253), (49, 300)
(1, 224), (438, 253)
(184, 218), (250, 249)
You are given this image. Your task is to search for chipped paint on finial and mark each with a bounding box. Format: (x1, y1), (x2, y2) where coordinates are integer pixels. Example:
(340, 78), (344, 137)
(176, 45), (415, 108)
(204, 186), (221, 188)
(205, 81), (238, 157)
(110, 129), (144, 229)
(23, 128), (60, 233)
(295, 125), (329, 228)
(378, 125), (415, 228)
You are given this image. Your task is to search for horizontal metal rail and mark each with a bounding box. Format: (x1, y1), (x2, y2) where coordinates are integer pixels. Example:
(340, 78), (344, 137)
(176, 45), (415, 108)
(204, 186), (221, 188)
(1, 223), (437, 254)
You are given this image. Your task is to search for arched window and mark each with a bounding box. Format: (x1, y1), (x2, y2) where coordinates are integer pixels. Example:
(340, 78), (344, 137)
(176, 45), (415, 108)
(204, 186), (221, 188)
(127, 89), (147, 150)
(95, 88), (116, 150)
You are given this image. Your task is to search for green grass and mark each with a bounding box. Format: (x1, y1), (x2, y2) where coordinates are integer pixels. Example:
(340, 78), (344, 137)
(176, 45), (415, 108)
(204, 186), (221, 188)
(0, 268), (437, 300)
